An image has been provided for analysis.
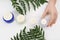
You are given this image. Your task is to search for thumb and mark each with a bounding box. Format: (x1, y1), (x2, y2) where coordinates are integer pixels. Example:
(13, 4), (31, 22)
(41, 8), (48, 19)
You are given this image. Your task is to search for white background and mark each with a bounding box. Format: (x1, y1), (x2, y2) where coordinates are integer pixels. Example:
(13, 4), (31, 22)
(0, 0), (60, 40)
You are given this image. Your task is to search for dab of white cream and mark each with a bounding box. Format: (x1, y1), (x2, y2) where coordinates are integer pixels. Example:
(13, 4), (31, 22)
(30, 19), (37, 24)
(16, 15), (25, 23)
(41, 19), (47, 25)
(3, 11), (12, 20)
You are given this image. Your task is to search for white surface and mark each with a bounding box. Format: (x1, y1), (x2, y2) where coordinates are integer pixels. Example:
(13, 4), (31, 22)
(0, 0), (60, 40)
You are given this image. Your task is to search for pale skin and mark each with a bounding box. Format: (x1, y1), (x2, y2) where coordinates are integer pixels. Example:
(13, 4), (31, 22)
(41, 0), (58, 27)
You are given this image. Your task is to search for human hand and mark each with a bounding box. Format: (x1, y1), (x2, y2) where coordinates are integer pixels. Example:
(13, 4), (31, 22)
(41, 3), (58, 27)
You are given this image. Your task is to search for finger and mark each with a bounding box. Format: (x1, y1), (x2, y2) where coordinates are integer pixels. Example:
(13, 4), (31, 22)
(41, 7), (48, 19)
(53, 8), (58, 24)
(53, 18), (57, 24)
(53, 14), (58, 24)
(47, 19), (53, 27)
(47, 16), (55, 27)
(50, 19), (55, 26)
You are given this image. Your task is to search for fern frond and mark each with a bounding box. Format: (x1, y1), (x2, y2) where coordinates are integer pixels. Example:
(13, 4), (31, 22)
(11, 0), (48, 15)
(11, 25), (45, 40)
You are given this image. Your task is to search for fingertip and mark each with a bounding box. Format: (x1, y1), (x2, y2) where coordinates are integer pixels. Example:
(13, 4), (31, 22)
(41, 14), (45, 19)
(47, 22), (52, 27)
(47, 24), (52, 27)
(47, 22), (55, 27)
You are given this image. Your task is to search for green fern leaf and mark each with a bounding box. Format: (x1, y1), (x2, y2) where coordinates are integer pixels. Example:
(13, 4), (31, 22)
(13, 36), (16, 40)
(16, 6), (24, 15)
(11, 38), (13, 40)
(40, 0), (48, 4)
(29, 0), (36, 10)
(16, 33), (19, 40)
(33, 0), (40, 8)
(24, 0), (30, 11)
(19, 0), (26, 14)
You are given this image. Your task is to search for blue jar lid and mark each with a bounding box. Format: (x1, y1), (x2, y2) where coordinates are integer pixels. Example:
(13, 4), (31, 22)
(3, 12), (14, 23)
